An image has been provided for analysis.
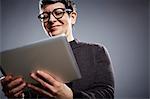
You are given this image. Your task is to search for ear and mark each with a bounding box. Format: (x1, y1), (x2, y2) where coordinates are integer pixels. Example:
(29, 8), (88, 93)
(70, 11), (77, 25)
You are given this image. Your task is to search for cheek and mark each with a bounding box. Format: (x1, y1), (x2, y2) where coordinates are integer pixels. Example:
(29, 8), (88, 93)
(43, 23), (49, 30)
(61, 19), (70, 29)
(43, 22), (48, 28)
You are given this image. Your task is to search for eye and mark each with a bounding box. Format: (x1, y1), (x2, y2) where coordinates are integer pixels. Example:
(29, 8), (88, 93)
(53, 9), (64, 17)
(40, 13), (49, 19)
(38, 12), (49, 22)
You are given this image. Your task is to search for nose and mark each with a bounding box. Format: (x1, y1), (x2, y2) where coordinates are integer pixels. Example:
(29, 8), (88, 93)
(48, 13), (57, 22)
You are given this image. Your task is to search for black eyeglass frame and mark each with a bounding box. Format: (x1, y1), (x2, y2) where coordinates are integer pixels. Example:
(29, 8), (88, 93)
(38, 8), (72, 22)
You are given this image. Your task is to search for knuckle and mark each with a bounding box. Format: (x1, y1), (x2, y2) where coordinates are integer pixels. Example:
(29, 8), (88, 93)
(41, 81), (46, 87)
(8, 90), (13, 95)
(14, 94), (18, 97)
(18, 77), (23, 82)
(52, 89), (58, 96)
(14, 93), (20, 97)
(53, 88), (58, 93)
(52, 83), (64, 95)
(55, 82), (61, 87)
(22, 82), (26, 86)
(56, 83), (63, 89)
(7, 83), (12, 88)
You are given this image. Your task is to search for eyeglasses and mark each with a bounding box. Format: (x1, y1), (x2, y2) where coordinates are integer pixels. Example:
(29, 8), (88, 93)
(38, 8), (72, 22)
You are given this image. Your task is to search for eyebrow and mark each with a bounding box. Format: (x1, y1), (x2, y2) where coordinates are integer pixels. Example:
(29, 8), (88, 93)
(42, 7), (65, 13)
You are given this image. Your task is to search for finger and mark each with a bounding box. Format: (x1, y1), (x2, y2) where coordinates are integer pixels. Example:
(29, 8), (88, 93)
(30, 73), (56, 92)
(27, 83), (54, 97)
(43, 71), (64, 83)
(9, 82), (26, 95)
(1, 75), (13, 93)
(7, 77), (24, 90)
(1, 75), (13, 85)
(14, 90), (24, 97)
(36, 70), (64, 90)
(36, 70), (57, 85)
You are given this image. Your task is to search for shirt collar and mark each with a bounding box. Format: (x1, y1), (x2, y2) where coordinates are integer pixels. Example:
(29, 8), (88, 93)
(69, 39), (81, 49)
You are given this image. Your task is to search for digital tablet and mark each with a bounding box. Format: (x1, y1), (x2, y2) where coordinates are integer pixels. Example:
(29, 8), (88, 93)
(0, 35), (81, 83)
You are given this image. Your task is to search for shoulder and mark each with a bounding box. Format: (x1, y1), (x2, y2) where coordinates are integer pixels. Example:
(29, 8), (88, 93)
(76, 41), (105, 51)
(71, 39), (109, 55)
(77, 41), (110, 58)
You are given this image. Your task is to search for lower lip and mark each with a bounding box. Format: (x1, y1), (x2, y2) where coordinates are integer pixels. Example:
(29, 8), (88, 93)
(49, 26), (60, 32)
(51, 26), (61, 31)
(51, 25), (60, 29)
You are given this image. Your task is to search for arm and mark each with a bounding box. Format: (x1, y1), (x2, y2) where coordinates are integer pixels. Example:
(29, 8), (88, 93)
(72, 45), (115, 99)
(27, 45), (114, 99)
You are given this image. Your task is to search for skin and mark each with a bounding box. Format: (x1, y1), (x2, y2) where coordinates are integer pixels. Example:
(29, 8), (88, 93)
(41, 3), (77, 42)
(28, 70), (73, 99)
(1, 2), (77, 99)
(1, 75), (26, 98)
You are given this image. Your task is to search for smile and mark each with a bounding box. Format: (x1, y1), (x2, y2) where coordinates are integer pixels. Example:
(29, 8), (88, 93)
(51, 25), (61, 29)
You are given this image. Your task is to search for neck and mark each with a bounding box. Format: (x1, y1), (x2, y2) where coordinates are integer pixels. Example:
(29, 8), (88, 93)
(66, 33), (74, 42)
(47, 32), (74, 42)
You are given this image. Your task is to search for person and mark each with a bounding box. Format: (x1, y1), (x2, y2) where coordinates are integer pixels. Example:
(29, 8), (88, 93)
(1, 0), (115, 98)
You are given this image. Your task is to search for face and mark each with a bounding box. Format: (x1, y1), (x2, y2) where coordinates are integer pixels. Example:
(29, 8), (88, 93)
(40, 2), (77, 37)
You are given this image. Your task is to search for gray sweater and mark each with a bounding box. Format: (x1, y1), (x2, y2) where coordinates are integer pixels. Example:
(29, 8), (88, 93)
(69, 40), (114, 98)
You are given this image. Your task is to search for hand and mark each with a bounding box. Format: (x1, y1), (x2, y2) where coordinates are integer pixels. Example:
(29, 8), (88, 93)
(27, 70), (73, 99)
(1, 75), (26, 98)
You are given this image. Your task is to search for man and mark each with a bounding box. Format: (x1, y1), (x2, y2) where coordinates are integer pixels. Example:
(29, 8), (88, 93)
(1, 0), (115, 98)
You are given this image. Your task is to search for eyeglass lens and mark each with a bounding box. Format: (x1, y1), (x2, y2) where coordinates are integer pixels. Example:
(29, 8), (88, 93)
(38, 8), (66, 22)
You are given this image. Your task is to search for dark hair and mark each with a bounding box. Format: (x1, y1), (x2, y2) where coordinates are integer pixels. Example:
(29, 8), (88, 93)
(39, 0), (76, 11)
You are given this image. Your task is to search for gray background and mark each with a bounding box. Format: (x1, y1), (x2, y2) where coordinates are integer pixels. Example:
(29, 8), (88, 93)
(0, 0), (149, 98)
(149, 0), (150, 98)
(0, 0), (1, 52)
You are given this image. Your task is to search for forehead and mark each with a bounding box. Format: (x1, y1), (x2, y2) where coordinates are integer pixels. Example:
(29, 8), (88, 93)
(42, 2), (65, 12)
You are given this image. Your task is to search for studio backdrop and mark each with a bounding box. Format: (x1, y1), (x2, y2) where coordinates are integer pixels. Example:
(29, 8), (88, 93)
(0, 0), (149, 98)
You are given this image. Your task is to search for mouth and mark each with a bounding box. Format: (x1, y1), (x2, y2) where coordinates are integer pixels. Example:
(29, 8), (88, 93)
(47, 25), (62, 36)
(49, 25), (61, 30)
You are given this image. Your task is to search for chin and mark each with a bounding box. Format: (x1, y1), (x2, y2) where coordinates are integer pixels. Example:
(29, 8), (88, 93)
(49, 31), (64, 36)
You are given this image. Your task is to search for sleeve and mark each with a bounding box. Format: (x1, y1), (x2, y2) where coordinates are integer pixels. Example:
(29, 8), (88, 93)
(71, 45), (115, 99)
